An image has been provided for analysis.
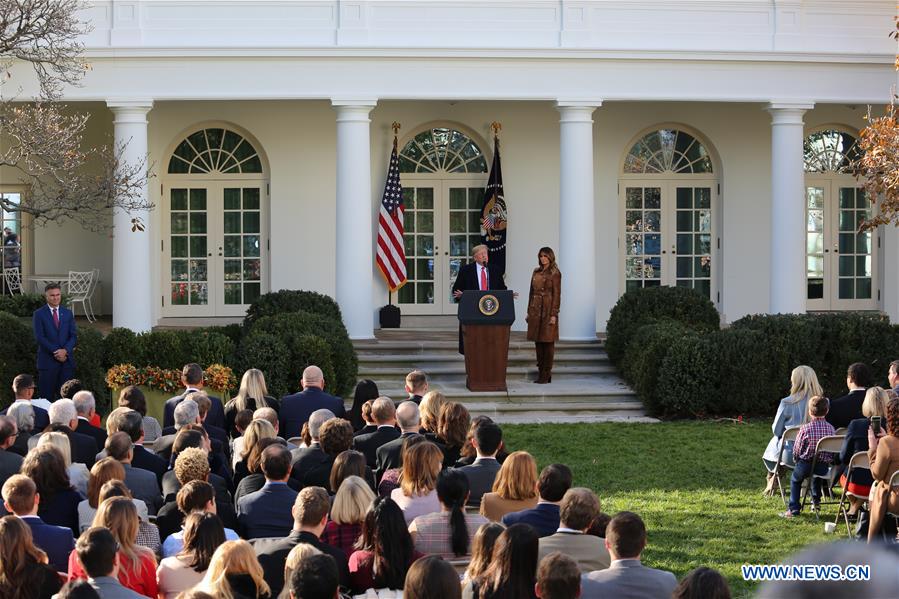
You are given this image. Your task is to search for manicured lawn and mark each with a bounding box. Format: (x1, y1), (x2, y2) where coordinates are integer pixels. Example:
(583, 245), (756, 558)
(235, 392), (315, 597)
(503, 421), (834, 598)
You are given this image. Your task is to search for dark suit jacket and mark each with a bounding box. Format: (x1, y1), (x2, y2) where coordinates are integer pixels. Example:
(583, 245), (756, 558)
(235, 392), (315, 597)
(47, 424), (97, 468)
(22, 515), (74, 573)
(7, 430), (32, 457)
(131, 444), (167, 483)
(75, 418), (107, 453)
(459, 457), (502, 507)
(254, 530), (350, 597)
(290, 443), (330, 482)
(237, 482), (297, 539)
(502, 502), (561, 538)
(163, 389), (226, 430)
(375, 432), (417, 481)
(234, 472), (302, 506)
(153, 433), (176, 463)
(279, 387), (347, 439)
(451, 261), (507, 297)
(161, 423), (229, 460)
(827, 389), (867, 429)
(32, 304), (76, 370)
(123, 463), (162, 514)
(839, 417), (875, 489)
(38, 488), (83, 537)
(162, 469), (232, 506)
(0, 447), (23, 482)
(353, 424), (377, 438)
(353, 426), (401, 469)
(155, 498), (238, 541)
(1, 403), (49, 434)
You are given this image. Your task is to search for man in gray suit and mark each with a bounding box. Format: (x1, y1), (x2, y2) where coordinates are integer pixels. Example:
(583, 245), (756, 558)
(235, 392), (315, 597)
(459, 421), (503, 507)
(77, 527), (148, 599)
(538, 488), (610, 573)
(105, 431), (163, 514)
(581, 512), (677, 599)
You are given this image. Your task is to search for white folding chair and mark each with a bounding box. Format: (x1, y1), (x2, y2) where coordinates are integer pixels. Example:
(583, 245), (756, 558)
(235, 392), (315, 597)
(3, 267), (22, 295)
(772, 426), (801, 508)
(67, 270), (96, 322)
(834, 427), (848, 436)
(835, 451), (871, 536)
(801, 435), (845, 518)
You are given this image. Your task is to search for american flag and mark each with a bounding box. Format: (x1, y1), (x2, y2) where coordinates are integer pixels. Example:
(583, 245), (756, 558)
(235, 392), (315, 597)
(376, 144), (407, 291)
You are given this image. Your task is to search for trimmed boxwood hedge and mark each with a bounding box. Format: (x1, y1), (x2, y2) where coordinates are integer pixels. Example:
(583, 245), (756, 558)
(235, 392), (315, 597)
(0, 293), (47, 317)
(0, 312), (36, 407)
(101, 328), (234, 371)
(606, 286), (720, 364)
(244, 289), (343, 326)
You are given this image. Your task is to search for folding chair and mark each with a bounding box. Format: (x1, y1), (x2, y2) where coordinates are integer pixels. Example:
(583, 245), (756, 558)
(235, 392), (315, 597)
(885, 470), (899, 534)
(800, 434), (845, 518)
(287, 436), (304, 446)
(772, 426), (801, 509)
(447, 557), (471, 576)
(835, 451), (870, 536)
(834, 427), (848, 436)
(67, 270), (96, 322)
(2, 267), (22, 295)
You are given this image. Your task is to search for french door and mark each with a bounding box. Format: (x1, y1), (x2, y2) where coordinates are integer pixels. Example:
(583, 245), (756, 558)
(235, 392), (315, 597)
(620, 180), (718, 302)
(398, 178), (486, 314)
(162, 181), (268, 316)
(806, 181), (877, 310)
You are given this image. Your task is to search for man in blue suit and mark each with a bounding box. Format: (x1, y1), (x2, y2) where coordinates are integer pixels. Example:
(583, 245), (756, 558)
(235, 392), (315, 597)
(33, 283), (77, 402)
(2, 474), (74, 572)
(163, 363), (226, 430)
(1, 374), (49, 432)
(279, 365), (346, 440)
(502, 463), (572, 537)
(237, 444), (298, 539)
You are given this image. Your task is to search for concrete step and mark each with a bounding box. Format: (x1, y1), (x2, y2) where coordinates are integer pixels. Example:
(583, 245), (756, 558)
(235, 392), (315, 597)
(353, 341), (605, 354)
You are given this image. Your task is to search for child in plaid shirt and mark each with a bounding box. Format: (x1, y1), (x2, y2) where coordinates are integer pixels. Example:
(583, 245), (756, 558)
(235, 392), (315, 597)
(782, 395), (836, 517)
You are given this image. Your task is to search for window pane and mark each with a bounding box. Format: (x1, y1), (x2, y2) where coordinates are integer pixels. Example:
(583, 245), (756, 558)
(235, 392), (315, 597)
(189, 237), (207, 258)
(243, 188), (260, 210)
(243, 259), (261, 281)
(676, 187), (692, 209)
(243, 235), (260, 258)
(244, 283), (261, 304)
(450, 188), (466, 209)
(171, 213), (188, 234)
(243, 212), (260, 234)
(224, 260), (241, 281)
(171, 189), (188, 211)
(171, 237), (188, 258)
(190, 189), (206, 211)
(190, 283), (208, 305)
(224, 283), (242, 305)
(224, 213), (241, 234)
(224, 188), (240, 210)
(171, 284), (189, 305)
(171, 260), (188, 281)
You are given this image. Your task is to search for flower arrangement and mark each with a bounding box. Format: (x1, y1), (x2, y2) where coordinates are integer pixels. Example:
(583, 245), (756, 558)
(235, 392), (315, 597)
(105, 363), (236, 395)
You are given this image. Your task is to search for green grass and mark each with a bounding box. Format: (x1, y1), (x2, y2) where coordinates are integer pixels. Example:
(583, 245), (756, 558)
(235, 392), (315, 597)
(503, 420), (834, 598)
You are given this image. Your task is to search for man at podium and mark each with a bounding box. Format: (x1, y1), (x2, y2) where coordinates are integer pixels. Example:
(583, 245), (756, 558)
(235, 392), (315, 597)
(452, 244), (507, 354)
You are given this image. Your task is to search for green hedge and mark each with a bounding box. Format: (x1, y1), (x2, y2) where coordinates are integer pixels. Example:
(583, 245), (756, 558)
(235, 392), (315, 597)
(75, 328), (110, 411)
(244, 289), (343, 326)
(622, 319), (696, 415)
(101, 328), (234, 371)
(606, 286), (720, 364)
(0, 312), (36, 407)
(0, 293), (49, 317)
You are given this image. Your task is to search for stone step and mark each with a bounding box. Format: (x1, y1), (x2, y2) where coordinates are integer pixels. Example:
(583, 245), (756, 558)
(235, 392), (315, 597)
(353, 341), (605, 353)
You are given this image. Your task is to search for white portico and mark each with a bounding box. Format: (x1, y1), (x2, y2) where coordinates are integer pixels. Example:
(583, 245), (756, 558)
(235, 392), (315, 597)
(0, 1), (895, 337)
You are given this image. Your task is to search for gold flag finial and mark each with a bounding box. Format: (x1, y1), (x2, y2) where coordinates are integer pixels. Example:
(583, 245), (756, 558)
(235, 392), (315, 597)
(490, 121), (502, 137)
(391, 122), (401, 150)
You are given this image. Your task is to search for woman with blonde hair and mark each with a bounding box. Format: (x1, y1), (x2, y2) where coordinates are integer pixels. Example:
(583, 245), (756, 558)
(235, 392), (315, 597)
(437, 402), (470, 468)
(0, 515), (62, 599)
(37, 431), (89, 495)
(479, 451), (539, 522)
(234, 419), (277, 488)
(67, 497), (157, 597)
(197, 540), (271, 599)
(419, 391), (446, 437)
(322, 475), (375, 559)
(77, 457), (149, 532)
(762, 365), (823, 494)
(839, 386), (891, 518)
(278, 544), (321, 599)
(390, 441), (444, 524)
(225, 369), (279, 437)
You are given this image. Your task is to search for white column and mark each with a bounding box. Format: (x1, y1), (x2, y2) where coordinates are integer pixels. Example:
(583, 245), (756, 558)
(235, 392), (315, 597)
(332, 100), (377, 340)
(557, 101), (601, 340)
(107, 100), (153, 332)
(767, 102), (813, 314)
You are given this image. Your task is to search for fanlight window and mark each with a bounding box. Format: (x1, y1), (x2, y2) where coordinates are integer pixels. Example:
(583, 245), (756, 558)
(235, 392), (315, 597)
(168, 128), (263, 174)
(803, 130), (860, 174)
(624, 129), (713, 174)
(399, 128), (488, 174)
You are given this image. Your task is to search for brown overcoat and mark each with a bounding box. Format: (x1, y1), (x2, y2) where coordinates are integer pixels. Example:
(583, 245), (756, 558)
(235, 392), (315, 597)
(526, 268), (561, 342)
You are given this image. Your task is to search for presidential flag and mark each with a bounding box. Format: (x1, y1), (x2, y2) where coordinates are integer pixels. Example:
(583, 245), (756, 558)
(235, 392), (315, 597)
(376, 141), (407, 291)
(480, 134), (508, 276)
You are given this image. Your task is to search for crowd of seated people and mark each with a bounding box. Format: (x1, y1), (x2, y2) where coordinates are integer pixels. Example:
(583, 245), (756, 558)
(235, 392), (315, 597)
(25, 359), (896, 598)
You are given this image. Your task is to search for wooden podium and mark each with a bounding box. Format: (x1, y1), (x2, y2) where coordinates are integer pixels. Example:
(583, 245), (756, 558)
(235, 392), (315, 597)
(459, 290), (515, 392)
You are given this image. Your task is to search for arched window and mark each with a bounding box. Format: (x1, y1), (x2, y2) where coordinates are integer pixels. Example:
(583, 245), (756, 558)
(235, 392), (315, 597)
(168, 128), (263, 174)
(398, 127), (488, 174)
(803, 129), (861, 173)
(624, 129), (713, 174)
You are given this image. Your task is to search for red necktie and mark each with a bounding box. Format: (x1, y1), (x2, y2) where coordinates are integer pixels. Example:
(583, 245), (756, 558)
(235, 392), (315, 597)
(480, 266), (487, 291)
(52, 308), (59, 328)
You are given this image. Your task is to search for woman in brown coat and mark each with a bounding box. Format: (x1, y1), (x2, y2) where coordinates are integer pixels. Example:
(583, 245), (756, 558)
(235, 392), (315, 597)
(526, 247), (561, 384)
(867, 395), (899, 542)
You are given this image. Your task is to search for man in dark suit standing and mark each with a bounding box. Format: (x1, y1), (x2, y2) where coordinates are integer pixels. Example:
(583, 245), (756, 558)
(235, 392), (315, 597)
(32, 283), (77, 401)
(502, 463), (572, 537)
(459, 421), (503, 507)
(254, 486), (350, 597)
(237, 445), (298, 539)
(451, 244), (507, 354)
(375, 401), (420, 481)
(47, 398), (98, 468)
(279, 365), (346, 440)
(2, 474), (74, 572)
(163, 363), (226, 430)
(73, 391), (107, 452)
(352, 397), (400, 469)
(0, 416), (23, 482)
(2, 374), (50, 432)
(826, 362), (872, 429)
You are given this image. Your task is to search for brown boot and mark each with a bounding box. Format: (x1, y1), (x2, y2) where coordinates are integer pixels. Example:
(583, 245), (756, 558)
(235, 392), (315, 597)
(536, 368), (549, 384)
(534, 343), (545, 383)
(544, 343), (555, 384)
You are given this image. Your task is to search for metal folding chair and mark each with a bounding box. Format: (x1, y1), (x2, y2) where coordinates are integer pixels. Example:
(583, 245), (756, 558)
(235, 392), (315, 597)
(67, 270), (95, 321)
(2, 267), (22, 295)
(834, 450), (870, 536)
(834, 427), (848, 436)
(801, 434), (845, 518)
(885, 470), (899, 533)
(772, 426), (801, 509)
